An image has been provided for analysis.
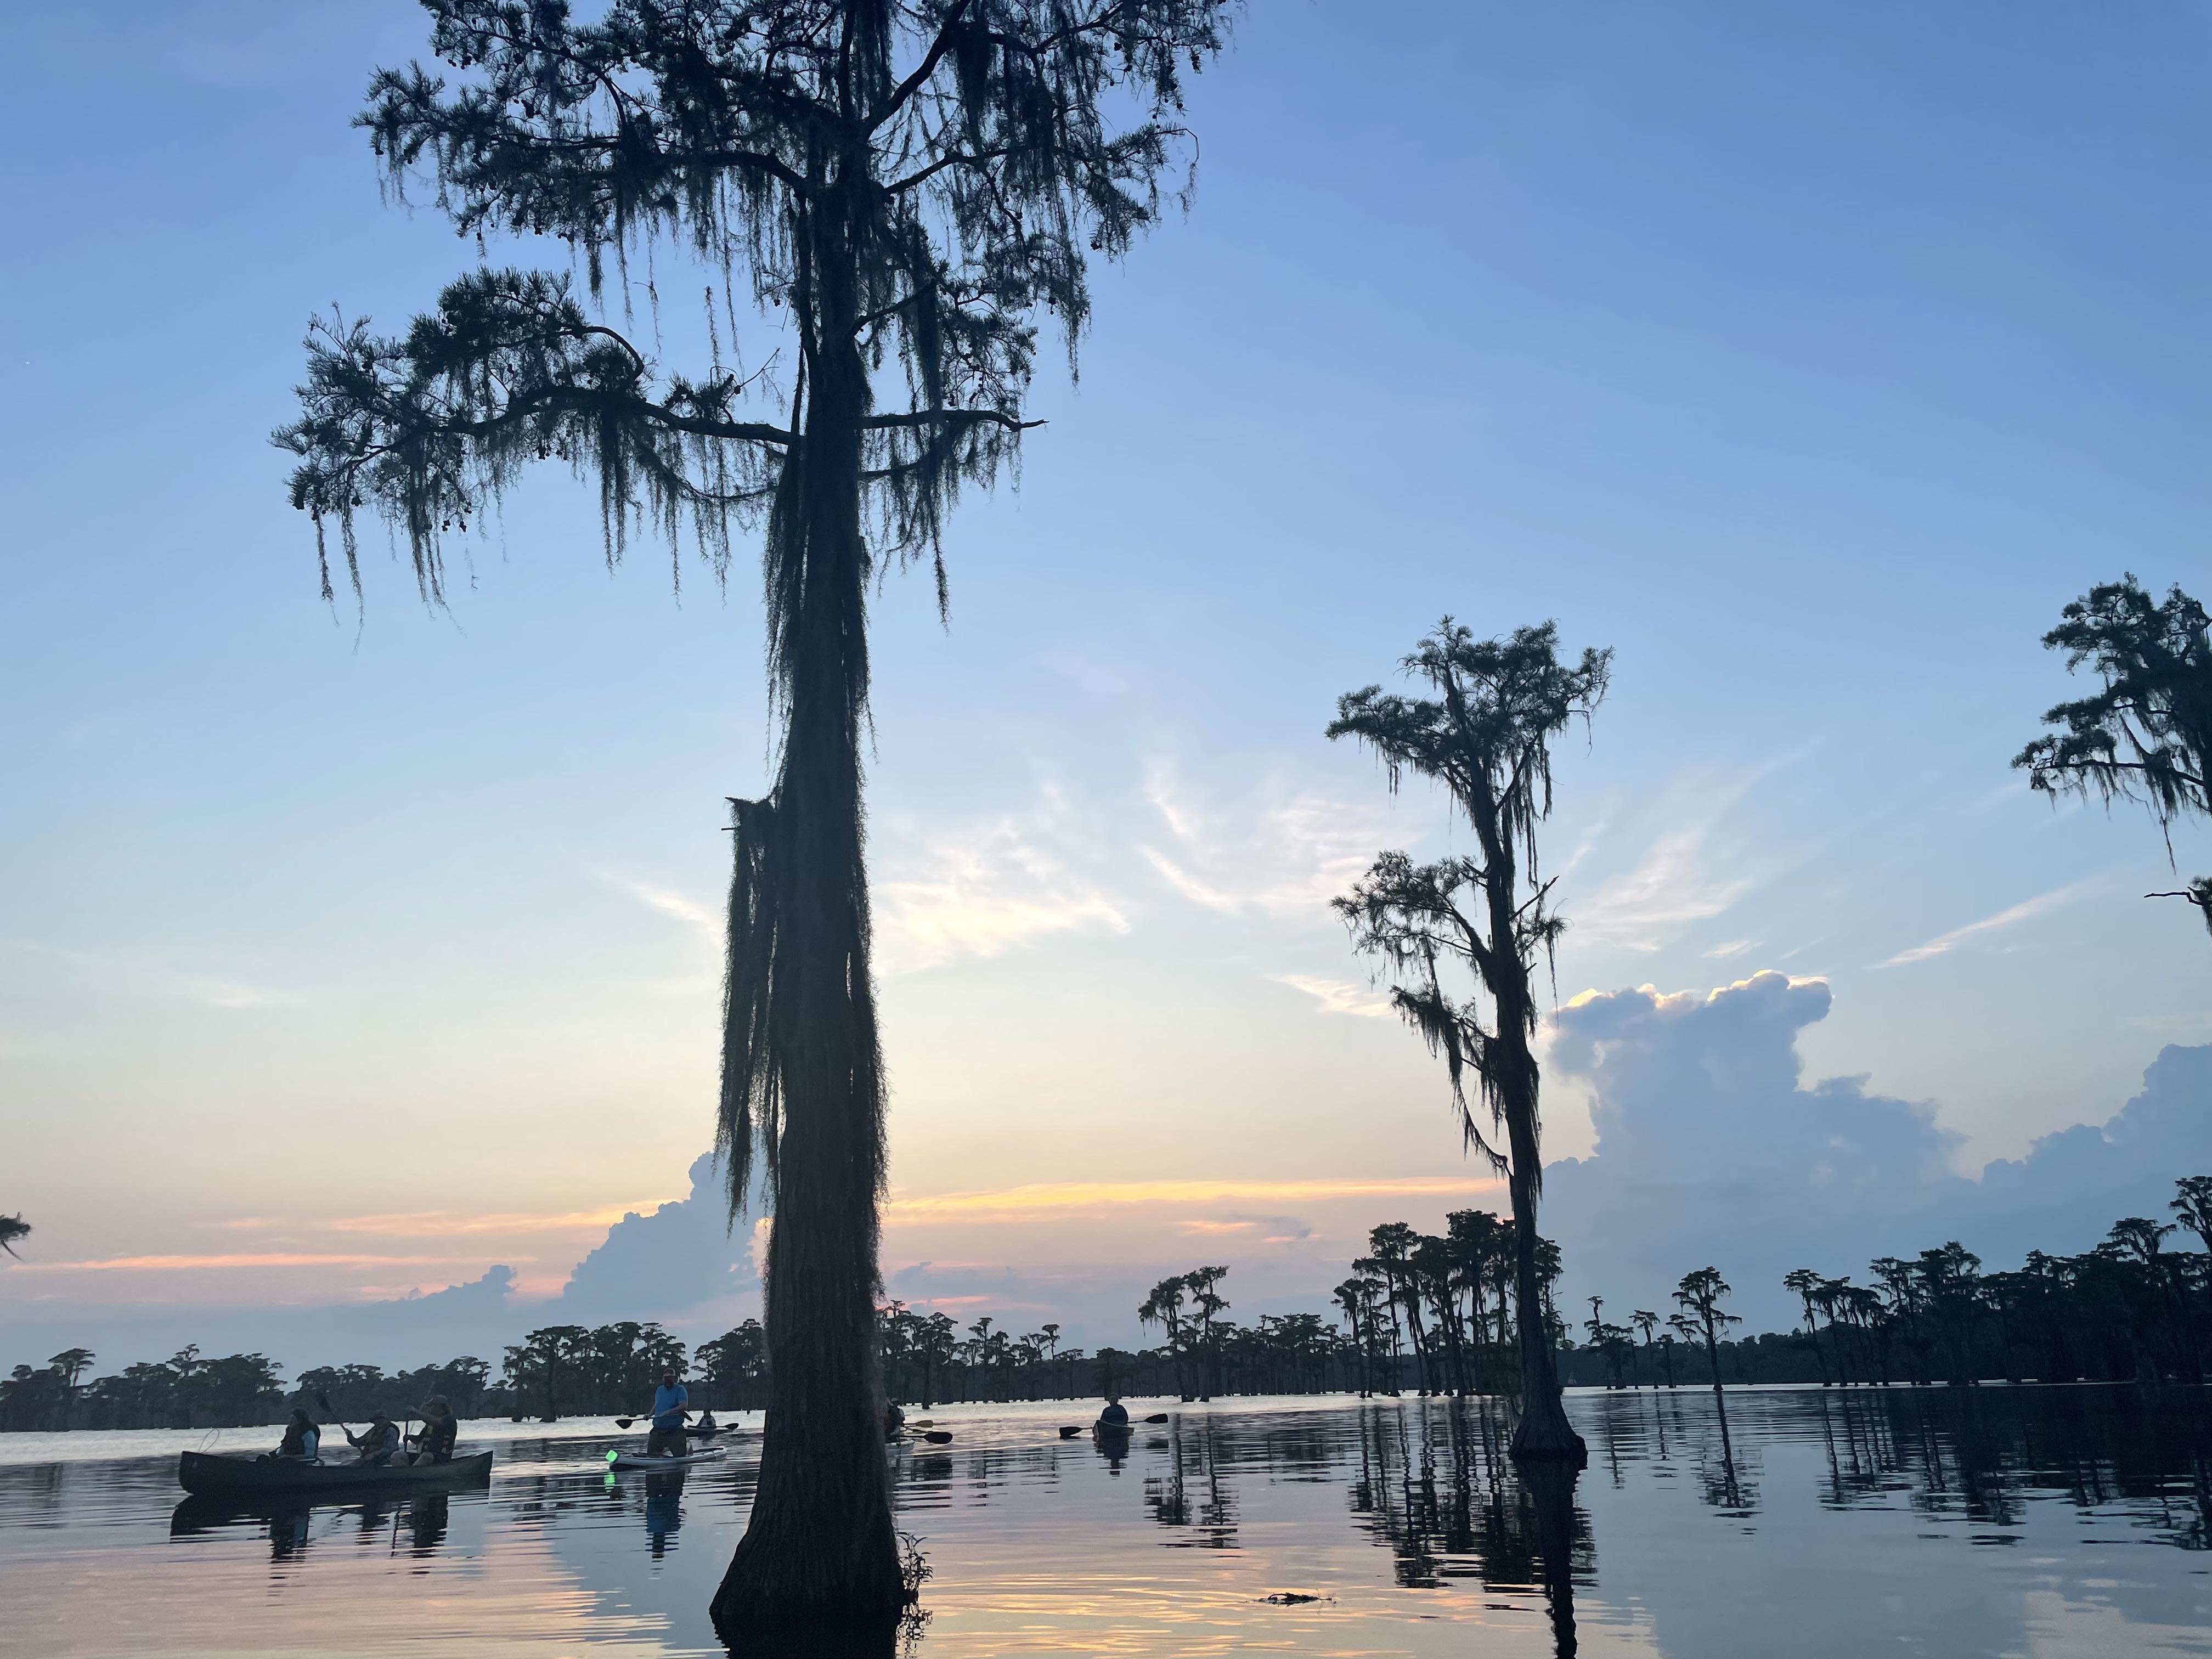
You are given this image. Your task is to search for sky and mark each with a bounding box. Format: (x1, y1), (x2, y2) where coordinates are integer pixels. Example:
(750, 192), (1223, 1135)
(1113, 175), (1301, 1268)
(2, 1), (2209, 1372)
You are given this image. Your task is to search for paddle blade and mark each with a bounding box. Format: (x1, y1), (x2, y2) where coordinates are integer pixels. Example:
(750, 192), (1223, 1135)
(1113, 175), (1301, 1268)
(1144, 1413), (1170, 1424)
(613, 1417), (635, 1428)
(1059, 1426), (1082, 1438)
(923, 1431), (953, 1444)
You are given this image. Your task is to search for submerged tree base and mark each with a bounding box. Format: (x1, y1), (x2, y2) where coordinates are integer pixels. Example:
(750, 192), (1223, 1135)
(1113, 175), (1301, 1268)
(1510, 1408), (1589, 1468)
(712, 1607), (902, 1659)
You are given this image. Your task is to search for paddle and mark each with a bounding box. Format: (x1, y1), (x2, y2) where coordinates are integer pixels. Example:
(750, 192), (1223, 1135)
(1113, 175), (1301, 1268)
(613, 1408), (691, 1430)
(1059, 1413), (1169, 1436)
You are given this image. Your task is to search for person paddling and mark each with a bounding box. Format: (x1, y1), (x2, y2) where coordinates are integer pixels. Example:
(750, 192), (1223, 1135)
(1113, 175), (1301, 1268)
(644, 1370), (690, 1458)
(345, 1410), (401, 1466)
(407, 1396), (458, 1465)
(1098, 1395), (1130, 1428)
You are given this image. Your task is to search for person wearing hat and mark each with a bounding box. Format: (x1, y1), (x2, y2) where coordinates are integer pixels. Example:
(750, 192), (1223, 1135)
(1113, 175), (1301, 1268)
(644, 1369), (690, 1459)
(345, 1410), (401, 1466)
(407, 1396), (459, 1465)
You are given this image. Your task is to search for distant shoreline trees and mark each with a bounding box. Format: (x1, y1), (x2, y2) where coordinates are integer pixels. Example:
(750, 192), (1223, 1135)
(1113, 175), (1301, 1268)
(22, 1181), (2210, 1433)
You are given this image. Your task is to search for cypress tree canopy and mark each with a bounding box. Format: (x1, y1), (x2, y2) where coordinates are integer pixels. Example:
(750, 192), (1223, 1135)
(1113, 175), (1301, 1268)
(276, 0), (1237, 608)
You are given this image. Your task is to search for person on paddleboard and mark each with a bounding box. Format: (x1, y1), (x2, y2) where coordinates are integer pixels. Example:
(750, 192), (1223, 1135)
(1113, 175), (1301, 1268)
(1099, 1396), (1130, 1427)
(645, 1370), (690, 1458)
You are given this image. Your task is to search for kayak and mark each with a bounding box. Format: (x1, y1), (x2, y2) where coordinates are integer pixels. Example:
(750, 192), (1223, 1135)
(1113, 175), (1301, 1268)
(178, 1449), (493, 1497)
(607, 1446), (725, 1471)
(1093, 1419), (1136, 1433)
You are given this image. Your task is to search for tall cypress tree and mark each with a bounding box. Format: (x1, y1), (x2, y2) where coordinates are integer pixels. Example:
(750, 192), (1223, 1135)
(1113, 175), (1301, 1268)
(277, 0), (1235, 1632)
(1329, 620), (1609, 1464)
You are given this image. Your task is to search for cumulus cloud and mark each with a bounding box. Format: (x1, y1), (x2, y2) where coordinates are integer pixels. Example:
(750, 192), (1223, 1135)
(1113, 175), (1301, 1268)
(552, 1153), (760, 1324)
(1542, 970), (2212, 1326)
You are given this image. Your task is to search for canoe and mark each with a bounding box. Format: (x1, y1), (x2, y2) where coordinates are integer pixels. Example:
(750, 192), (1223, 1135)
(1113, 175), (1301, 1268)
(178, 1449), (492, 1497)
(608, 1446), (724, 1471)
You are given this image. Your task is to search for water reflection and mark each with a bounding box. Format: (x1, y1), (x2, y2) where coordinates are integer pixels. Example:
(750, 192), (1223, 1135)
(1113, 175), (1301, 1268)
(7, 1389), (2212, 1658)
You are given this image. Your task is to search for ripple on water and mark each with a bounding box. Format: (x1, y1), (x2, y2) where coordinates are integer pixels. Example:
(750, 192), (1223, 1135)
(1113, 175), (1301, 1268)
(3, 1387), (2211, 1657)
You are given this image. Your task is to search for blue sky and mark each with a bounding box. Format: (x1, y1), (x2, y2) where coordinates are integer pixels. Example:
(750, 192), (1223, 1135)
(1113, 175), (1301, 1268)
(2, 1), (2208, 1363)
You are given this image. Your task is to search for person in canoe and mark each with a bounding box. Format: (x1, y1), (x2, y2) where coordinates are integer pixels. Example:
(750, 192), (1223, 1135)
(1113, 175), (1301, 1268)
(405, 1396), (459, 1465)
(693, 1409), (718, 1435)
(644, 1369), (690, 1458)
(344, 1410), (402, 1466)
(263, 1408), (322, 1462)
(1098, 1396), (1130, 1429)
(882, 1401), (906, 1443)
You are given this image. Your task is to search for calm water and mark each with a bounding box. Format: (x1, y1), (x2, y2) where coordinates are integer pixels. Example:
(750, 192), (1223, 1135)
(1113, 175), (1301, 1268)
(3, 1386), (2210, 1657)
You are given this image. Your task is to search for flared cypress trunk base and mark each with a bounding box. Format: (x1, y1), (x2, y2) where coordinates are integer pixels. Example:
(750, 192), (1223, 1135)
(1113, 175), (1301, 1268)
(708, 1539), (906, 1650)
(1510, 1401), (1588, 1466)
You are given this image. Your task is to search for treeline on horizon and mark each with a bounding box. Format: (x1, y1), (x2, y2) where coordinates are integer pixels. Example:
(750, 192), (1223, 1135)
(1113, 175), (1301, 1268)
(9, 1180), (2210, 1434)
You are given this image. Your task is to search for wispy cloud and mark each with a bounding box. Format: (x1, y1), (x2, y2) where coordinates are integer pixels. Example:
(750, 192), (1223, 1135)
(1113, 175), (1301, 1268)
(886, 1175), (1504, 1223)
(1139, 766), (1403, 918)
(597, 873), (723, 946)
(874, 795), (1127, 973)
(328, 1204), (674, 1238)
(1269, 974), (1397, 1018)
(1703, 939), (1758, 960)
(1875, 883), (2090, 968)
(3, 939), (300, 1010)
(12, 1252), (510, 1272)
(1570, 824), (1755, 953)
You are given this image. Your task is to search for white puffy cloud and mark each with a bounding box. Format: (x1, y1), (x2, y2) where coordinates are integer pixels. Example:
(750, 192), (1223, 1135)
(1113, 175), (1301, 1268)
(1541, 970), (2212, 1326)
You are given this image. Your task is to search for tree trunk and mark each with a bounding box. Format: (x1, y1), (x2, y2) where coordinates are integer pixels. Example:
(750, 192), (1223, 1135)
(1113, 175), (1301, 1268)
(1504, 1131), (1581, 1461)
(712, 318), (904, 1638)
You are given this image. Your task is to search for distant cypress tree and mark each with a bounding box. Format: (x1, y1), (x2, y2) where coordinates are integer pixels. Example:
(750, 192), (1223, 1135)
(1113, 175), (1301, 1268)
(1329, 620), (1610, 1464)
(2014, 575), (2211, 940)
(276, 1), (1237, 1632)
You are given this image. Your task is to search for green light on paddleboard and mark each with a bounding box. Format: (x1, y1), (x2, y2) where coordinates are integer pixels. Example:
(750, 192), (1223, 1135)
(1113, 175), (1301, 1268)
(606, 1449), (619, 1463)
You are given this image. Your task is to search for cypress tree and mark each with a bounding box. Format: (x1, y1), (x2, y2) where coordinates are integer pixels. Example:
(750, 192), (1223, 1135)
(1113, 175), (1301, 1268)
(276, 1), (1237, 1632)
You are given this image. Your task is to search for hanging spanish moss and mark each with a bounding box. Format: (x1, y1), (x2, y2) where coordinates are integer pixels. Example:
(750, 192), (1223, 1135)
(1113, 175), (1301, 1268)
(275, 0), (1239, 1635)
(1329, 620), (1610, 1466)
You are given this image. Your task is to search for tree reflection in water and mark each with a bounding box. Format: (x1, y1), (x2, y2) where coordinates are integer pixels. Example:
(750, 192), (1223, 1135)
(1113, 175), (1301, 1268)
(1144, 1417), (1237, 1545)
(1345, 1398), (1591, 1652)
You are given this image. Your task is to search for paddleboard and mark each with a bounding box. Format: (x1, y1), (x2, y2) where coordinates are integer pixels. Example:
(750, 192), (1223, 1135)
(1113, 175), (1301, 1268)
(606, 1447), (725, 1471)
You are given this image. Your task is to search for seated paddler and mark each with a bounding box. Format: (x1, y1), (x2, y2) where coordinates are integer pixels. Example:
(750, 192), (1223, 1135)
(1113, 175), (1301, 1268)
(266, 1408), (321, 1462)
(345, 1410), (401, 1465)
(405, 1396), (459, 1464)
(1099, 1396), (1130, 1427)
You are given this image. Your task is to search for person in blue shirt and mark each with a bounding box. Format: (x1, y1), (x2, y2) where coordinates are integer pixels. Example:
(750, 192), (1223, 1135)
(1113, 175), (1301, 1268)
(267, 1408), (321, 1462)
(1098, 1396), (1130, 1427)
(645, 1370), (690, 1458)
